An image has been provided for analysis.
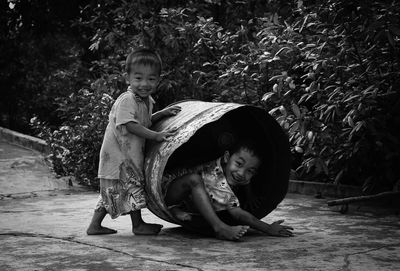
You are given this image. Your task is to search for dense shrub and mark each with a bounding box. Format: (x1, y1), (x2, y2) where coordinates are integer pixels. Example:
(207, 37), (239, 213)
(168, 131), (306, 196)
(5, 0), (399, 192)
(31, 79), (114, 186)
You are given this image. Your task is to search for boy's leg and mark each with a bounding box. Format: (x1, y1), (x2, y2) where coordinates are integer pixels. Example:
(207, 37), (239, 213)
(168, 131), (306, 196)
(87, 180), (117, 235)
(130, 210), (163, 235)
(169, 206), (192, 221)
(165, 174), (248, 241)
(87, 207), (117, 235)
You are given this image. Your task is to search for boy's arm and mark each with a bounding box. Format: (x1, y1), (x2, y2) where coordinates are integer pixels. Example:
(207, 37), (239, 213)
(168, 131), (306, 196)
(151, 106), (181, 122)
(151, 111), (165, 123)
(227, 207), (293, 237)
(124, 122), (176, 142)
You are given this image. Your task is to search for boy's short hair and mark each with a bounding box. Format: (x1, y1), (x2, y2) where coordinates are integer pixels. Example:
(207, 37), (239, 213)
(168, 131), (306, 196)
(229, 139), (263, 162)
(125, 47), (162, 75)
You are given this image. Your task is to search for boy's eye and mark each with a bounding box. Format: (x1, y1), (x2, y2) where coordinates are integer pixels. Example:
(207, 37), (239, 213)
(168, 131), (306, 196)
(235, 162), (242, 167)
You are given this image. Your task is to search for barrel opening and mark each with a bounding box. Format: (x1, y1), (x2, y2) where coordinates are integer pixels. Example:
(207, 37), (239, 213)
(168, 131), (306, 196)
(163, 106), (291, 230)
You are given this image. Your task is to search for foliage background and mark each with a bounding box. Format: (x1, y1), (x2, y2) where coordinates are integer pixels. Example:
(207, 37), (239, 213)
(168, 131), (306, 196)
(1, 0), (399, 192)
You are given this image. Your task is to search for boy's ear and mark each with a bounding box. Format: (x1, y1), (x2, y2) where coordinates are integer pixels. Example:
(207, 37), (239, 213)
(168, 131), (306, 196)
(223, 151), (230, 163)
(124, 72), (130, 83)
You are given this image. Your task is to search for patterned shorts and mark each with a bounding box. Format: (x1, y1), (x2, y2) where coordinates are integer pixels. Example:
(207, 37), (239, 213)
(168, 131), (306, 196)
(95, 163), (146, 219)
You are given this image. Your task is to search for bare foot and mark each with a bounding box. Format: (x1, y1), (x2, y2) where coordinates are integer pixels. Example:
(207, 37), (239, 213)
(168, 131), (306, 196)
(215, 225), (249, 241)
(170, 206), (192, 221)
(86, 225), (117, 235)
(133, 222), (163, 235)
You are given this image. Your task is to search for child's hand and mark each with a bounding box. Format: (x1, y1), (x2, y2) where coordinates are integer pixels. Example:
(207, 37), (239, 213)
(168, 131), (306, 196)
(267, 220), (294, 237)
(154, 127), (178, 142)
(162, 106), (181, 117)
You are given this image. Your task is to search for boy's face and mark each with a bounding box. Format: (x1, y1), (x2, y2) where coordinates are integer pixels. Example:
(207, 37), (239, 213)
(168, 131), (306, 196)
(224, 148), (261, 186)
(128, 64), (160, 99)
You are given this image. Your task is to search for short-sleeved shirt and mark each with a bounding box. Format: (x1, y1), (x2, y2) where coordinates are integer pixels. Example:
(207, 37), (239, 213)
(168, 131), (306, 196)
(98, 88), (155, 180)
(164, 158), (240, 211)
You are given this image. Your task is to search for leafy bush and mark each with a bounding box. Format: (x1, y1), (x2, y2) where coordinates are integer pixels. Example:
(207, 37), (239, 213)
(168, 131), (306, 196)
(19, 0), (400, 192)
(260, 1), (400, 193)
(31, 80), (114, 187)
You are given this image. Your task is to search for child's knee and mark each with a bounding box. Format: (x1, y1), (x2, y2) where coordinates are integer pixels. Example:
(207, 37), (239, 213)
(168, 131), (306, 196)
(186, 173), (202, 188)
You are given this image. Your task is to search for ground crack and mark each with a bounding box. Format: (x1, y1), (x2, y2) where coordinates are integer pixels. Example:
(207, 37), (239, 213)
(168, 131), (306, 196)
(0, 231), (204, 271)
(341, 243), (400, 271)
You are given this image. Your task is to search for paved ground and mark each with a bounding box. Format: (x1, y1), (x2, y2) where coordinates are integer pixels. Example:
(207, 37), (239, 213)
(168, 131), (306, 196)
(0, 140), (71, 198)
(0, 139), (399, 270)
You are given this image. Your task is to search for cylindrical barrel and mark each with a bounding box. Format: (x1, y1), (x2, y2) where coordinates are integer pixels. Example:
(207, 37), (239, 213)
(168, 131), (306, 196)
(144, 100), (291, 231)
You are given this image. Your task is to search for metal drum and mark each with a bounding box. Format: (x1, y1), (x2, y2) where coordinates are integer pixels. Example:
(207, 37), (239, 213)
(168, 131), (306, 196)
(144, 100), (291, 231)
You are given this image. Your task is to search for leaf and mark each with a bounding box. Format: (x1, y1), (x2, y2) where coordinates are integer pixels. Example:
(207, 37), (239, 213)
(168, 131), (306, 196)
(272, 83), (279, 92)
(298, 94), (310, 104)
(89, 40), (100, 51)
(299, 15), (309, 33)
(269, 107), (281, 115)
(289, 121), (300, 134)
(343, 95), (360, 103)
(328, 87), (341, 102)
(294, 146), (303, 153)
(274, 47), (291, 57)
(333, 170), (343, 184)
(221, 89), (230, 96)
(279, 105), (287, 116)
(305, 43), (316, 48)
(347, 116), (354, 127)
(261, 92), (275, 101)
(362, 85), (375, 95)
(276, 116), (286, 123)
(292, 103), (301, 118)
(266, 56), (281, 63)
(269, 74), (285, 82)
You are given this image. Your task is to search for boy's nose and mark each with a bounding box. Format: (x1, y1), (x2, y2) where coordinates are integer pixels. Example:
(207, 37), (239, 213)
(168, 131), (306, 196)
(237, 169), (245, 177)
(140, 80), (150, 87)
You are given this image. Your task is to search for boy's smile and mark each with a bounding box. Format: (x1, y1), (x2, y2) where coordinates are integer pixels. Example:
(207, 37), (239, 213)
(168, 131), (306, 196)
(128, 64), (160, 99)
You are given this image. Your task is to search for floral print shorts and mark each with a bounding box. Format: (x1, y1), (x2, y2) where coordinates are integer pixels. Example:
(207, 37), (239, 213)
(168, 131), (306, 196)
(95, 163), (146, 219)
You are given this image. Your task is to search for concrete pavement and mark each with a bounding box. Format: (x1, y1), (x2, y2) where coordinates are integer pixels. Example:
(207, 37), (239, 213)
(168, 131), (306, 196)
(0, 140), (72, 198)
(0, 139), (399, 270)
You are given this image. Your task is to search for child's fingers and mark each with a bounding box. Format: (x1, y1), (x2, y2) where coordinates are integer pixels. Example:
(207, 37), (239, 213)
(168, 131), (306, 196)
(164, 130), (178, 139)
(169, 127), (179, 133)
(161, 128), (178, 138)
(166, 130), (178, 136)
(279, 229), (293, 237)
(273, 219), (285, 224)
(169, 106), (181, 115)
